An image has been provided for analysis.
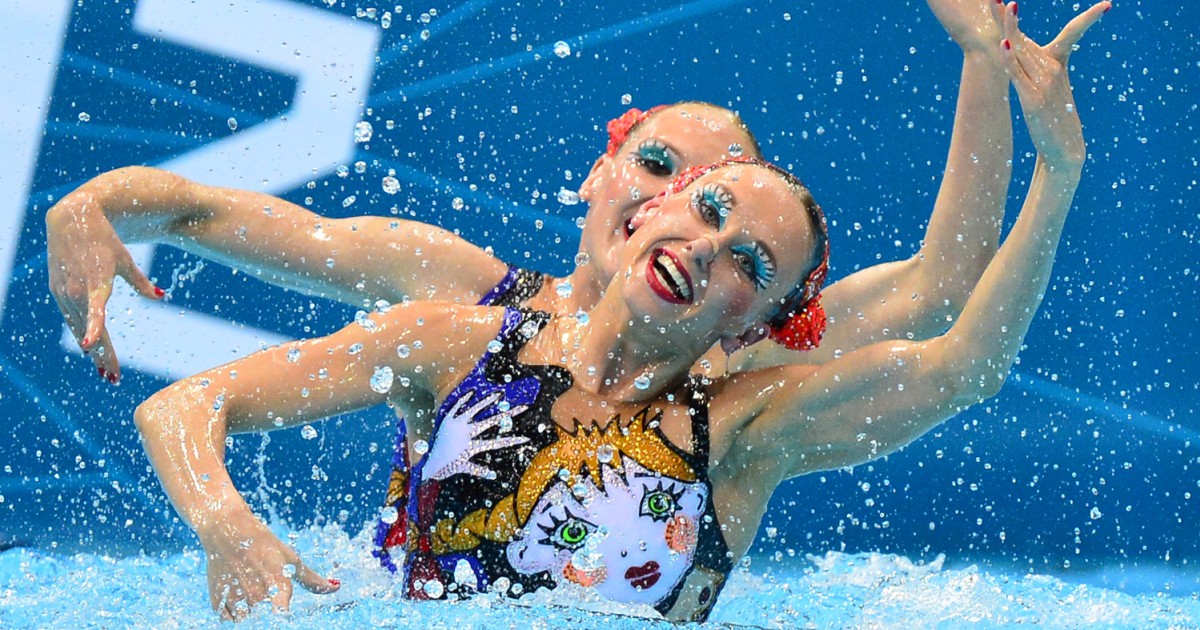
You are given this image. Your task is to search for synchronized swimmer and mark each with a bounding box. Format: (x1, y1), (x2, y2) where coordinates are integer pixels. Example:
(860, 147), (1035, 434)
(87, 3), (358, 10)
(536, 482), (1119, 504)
(44, 0), (1110, 622)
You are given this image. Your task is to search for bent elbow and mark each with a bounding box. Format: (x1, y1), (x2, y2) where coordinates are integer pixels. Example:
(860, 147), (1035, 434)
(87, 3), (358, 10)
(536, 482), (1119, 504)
(946, 363), (1009, 407)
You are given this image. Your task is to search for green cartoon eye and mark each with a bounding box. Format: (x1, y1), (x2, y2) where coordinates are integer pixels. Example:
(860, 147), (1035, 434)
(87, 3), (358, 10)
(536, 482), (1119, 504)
(539, 510), (597, 552)
(559, 520), (589, 546)
(640, 482), (683, 522)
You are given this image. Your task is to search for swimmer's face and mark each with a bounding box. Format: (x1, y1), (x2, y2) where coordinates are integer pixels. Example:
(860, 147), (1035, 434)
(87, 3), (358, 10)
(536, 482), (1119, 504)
(617, 163), (816, 344)
(576, 105), (758, 293)
(505, 457), (707, 605)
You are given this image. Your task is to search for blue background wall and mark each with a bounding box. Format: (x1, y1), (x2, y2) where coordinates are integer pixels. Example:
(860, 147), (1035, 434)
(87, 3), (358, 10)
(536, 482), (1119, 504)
(1, 0), (1196, 589)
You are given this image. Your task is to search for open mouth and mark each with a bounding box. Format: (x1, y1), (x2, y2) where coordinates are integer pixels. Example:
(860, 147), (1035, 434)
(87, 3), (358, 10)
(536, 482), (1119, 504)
(646, 248), (693, 304)
(625, 561), (662, 591)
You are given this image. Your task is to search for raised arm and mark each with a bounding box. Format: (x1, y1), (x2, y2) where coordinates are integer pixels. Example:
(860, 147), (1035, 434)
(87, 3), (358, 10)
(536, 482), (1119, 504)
(717, 1), (1108, 484)
(132, 298), (496, 619)
(46, 166), (509, 378)
(730, 0), (1013, 372)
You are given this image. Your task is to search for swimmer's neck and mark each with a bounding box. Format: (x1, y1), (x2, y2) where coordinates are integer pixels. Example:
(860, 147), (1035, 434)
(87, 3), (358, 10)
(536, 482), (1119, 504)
(537, 284), (713, 400)
(525, 265), (606, 317)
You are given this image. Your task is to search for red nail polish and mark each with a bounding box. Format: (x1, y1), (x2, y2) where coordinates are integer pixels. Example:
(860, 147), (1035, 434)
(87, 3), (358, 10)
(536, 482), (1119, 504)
(82, 337), (90, 347)
(328, 578), (341, 587)
(108, 373), (119, 385)
(98, 367), (107, 379)
(1003, 39), (1011, 50)
(154, 287), (165, 298)
(1012, 2), (1018, 15)
(1103, 3), (1111, 13)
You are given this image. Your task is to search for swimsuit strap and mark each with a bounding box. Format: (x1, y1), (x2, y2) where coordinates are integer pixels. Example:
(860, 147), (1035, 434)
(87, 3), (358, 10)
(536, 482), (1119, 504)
(685, 374), (713, 471)
(480, 266), (546, 308)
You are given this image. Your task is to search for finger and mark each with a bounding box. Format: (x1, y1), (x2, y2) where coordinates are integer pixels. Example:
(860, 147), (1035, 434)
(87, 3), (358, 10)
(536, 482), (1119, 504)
(51, 289), (88, 350)
(293, 560), (340, 595)
(270, 579), (295, 613)
(94, 328), (122, 383)
(987, 0), (1006, 28)
(1046, 1), (1111, 63)
(83, 281), (113, 352)
(116, 253), (165, 301)
(464, 391), (502, 419)
(448, 390), (474, 415)
(1001, 3), (1039, 84)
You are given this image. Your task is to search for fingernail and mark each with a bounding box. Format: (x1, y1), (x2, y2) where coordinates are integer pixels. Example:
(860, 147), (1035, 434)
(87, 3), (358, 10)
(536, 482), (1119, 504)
(82, 337), (90, 347)
(1003, 39), (1011, 50)
(1012, 2), (1018, 15)
(154, 286), (165, 298)
(107, 371), (119, 385)
(328, 578), (341, 587)
(1103, 3), (1111, 13)
(98, 367), (107, 380)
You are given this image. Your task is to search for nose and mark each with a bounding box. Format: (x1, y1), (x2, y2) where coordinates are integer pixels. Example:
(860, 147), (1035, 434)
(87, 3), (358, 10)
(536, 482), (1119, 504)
(683, 234), (720, 271)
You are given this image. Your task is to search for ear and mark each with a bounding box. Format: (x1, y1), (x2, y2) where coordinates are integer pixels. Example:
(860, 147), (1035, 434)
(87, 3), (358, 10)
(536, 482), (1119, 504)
(578, 153), (610, 203)
(719, 323), (770, 357)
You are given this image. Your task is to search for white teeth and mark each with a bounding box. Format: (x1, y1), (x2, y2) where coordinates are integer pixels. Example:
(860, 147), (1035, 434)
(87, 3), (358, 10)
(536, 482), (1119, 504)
(654, 253), (691, 301)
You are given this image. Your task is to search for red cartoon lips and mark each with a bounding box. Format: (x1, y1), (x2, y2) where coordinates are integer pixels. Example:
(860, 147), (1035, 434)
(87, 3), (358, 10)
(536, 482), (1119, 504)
(625, 560), (662, 590)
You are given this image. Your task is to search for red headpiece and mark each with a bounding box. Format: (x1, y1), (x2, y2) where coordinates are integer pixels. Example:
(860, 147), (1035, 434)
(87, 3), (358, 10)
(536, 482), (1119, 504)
(605, 106), (667, 157)
(661, 158), (831, 353)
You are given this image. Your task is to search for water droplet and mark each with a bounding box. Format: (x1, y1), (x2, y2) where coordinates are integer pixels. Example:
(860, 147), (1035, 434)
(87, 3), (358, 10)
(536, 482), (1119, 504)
(422, 578), (444, 598)
(282, 564), (297, 578)
(574, 310), (589, 325)
(451, 197), (465, 211)
(597, 444), (614, 464)
(575, 216), (586, 229)
(300, 388), (310, 398)
(630, 187), (641, 201)
(336, 165), (350, 178)
(381, 11), (392, 29)
(1090, 507), (1102, 520)
(227, 117), (238, 131)
(301, 425), (318, 440)
(487, 340), (504, 353)
(342, 195), (357, 208)
(574, 252), (590, 266)
(212, 394), (225, 411)
(420, 29), (430, 40)
(380, 505), (398, 524)
(287, 348), (301, 363)
(355, 310), (377, 331)
(553, 41), (571, 58)
(633, 375), (651, 390)
(397, 344), (411, 358)
(354, 160), (367, 174)
(728, 143), (744, 157)
(497, 400), (511, 413)
(572, 482), (588, 499)
(556, 282), (573, 298)
(370, 366), (395, 393)
(413, 439), (429, 454)
(348, 343), (364, 355)
(354, 121), (374, 143)
(326, 257), (336, 268)
(556, 188), (580, 205)
(621, 94), (632, 105)
(558, 468), (572, 482)
(78, 112), (91, 122)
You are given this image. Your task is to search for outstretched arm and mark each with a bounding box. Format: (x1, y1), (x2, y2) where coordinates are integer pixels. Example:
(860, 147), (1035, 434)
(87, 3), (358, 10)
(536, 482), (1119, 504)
(717, 1), (1108, 484)
(46, 166), (509, 379)
(730, 0), (1012, 372)
(133, 299), (497, 619)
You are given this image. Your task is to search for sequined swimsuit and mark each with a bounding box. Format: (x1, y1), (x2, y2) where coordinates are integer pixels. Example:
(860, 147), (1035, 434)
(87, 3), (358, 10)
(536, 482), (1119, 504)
(401, 308), (733, 622)
(373, 266), (544, 566)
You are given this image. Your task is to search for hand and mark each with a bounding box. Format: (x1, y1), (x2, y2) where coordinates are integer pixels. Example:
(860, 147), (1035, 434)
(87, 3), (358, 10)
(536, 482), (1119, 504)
(45, 189), (163, 382)
(420, 389), (530, 482)
(926, 0), (1004, 54)
(199, 510), (339, 621)
(998, 1), (1111, 170)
